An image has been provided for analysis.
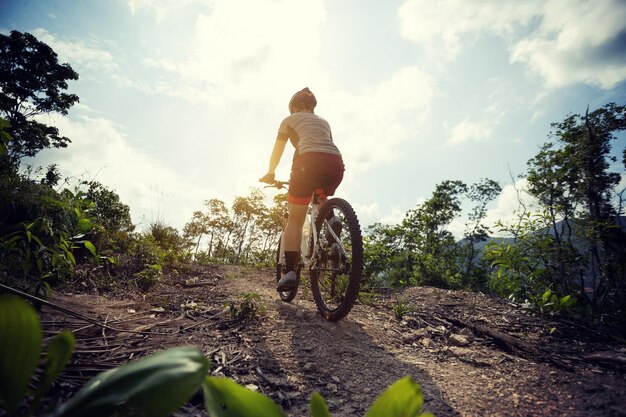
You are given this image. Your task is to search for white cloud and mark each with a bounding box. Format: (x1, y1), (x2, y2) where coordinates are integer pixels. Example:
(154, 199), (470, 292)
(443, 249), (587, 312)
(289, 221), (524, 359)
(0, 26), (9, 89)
(398, 0), (537, 59)
(447, 117), (493, 146)
(326, 67), (435, 171)
(443, 179), (539, 239)
(153, 0), (328, 106)
(352, 201), (416, 228)
(398, 0), (626, 89)
(31, 28), (119, 74)
(33, 111), (213, 230)
(381, 206), (412, 226)
(142, 2), (436, 173)
(531, 109), (545, 123)
(353, 202), (381, 227)
(483, 178), (540, 236)
(127, 0), (203, 21)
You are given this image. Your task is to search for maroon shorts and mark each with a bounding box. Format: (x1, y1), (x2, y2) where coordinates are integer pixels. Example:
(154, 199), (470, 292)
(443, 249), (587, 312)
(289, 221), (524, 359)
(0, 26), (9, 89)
(288, 152), (345, 205)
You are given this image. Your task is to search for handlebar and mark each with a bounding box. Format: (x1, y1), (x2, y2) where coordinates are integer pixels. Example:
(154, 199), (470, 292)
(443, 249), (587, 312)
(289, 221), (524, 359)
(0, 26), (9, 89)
(263, 180), (289, 190)
(261, 180), (289, 190)
(259, 173), (288, 189)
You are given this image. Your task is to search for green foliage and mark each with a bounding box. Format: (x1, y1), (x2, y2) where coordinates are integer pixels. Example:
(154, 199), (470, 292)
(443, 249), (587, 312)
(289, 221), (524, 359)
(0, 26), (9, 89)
(203, 377), (286, 417)
(81, 181), (134, 235)
(362, 222), (404, 288)
(391, 298), (414, 320)
(132, 263), (163, 291)
(227, 292), (264, 321)
(26, 330), (76, 414)
(202, 375), (432, 417)
(485, 213), (559, 299)
(0, 31), (79, 172)
(1, 295), (209, 417)
(366, 376), (433, 417)
(184, 189), (286, 266)
(533, 289), (576, 314)
(103, 223), (192, 290)
(487, 103), (626, 322)
(363, 179), (496, 290)
(0, 295), (78, 416)
(0, 118), (12, 159)
(0, 295), (42, 413)
(39, 331), (76, 399)
(144, 221), (192, 268)
(358, 288), (379, 306)
(458, 178), (502, 291)
(53, 347), (209, 417)
(149, 221), (185, 252)
(0, 176), (102, 293)
(0, 167), (186, 295)
(310, 392), (331, 417)
(484, 211), (583, 316)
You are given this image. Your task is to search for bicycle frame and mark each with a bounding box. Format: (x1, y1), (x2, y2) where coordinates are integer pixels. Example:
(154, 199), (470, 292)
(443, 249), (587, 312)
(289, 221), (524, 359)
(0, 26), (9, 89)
(274, 184), (348, 275)
(300, 192), (322, 269)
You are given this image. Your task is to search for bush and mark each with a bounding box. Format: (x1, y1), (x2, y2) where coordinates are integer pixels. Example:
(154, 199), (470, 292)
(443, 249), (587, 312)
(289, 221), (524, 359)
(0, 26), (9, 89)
(0, 172), (99, 293)
(132, 263), (163, 291)
(0, 170), (194, 295)
(484, 212), (580, 314)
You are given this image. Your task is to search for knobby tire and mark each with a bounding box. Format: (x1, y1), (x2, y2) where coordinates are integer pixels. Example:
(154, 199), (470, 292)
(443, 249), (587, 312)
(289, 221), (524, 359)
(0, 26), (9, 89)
(310, 198), (363, 321)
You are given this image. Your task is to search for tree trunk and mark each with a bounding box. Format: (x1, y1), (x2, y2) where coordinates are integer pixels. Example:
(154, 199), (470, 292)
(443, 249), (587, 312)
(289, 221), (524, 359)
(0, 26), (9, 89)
(208, 231), (214, 258)
(236, 220), (249, 263)
(194, 233), (203, 256)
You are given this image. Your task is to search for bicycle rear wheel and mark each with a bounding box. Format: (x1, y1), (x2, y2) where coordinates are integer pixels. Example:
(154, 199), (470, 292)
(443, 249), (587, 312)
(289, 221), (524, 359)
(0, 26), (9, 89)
(276, 236), (297, 302)
(310, 198), (363, 321)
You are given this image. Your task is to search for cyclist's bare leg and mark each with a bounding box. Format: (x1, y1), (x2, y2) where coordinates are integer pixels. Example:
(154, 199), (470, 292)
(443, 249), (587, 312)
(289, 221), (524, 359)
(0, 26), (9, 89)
(284, 203), (308, 251)
(277, 202), (308, 290)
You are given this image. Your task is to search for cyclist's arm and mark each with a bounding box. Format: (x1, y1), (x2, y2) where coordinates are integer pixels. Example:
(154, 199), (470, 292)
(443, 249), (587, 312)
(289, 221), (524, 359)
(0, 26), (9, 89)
(266, 133), (288, 175)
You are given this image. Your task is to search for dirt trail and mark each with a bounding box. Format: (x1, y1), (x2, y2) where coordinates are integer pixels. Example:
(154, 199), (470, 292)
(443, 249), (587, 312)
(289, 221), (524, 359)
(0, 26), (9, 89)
(40, 264), (626, 416)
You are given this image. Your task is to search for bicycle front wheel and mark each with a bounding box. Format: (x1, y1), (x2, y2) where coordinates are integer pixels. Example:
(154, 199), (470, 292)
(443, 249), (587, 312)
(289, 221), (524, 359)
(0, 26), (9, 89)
(310, 198), (363, 321)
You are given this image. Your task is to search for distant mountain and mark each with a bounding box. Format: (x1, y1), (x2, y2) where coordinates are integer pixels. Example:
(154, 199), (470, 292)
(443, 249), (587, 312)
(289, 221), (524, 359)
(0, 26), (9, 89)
(457, 216), (626, 254)
(458, 216), (626, 291)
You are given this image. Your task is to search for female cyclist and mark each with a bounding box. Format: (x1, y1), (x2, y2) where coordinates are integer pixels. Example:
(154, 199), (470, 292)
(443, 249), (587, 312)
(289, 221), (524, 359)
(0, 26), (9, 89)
(260, 87), (345, 292)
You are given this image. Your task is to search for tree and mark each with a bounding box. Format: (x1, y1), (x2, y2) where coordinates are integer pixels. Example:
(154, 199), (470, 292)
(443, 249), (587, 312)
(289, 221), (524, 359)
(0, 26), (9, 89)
(0, 118), (11, 158)
(183, 211), (209, 257)
(459, 178), (501, 289)
(488, 103), (626, 320)
(402, 180), (468, 287)
(231, 189), (266, 263)
(256, 193), (287, 264)
(183, 198), (231, 259)
(363, 222), (406, 287)
(363, 180), (470, 288)
(0, 30), (79, 172)
(362, 179), (502, 289)
(82, 181), (134, 235)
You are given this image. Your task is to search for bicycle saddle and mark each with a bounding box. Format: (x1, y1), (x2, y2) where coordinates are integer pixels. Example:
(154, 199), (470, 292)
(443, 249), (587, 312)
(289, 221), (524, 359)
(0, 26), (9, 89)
(314, 175), (333, 196)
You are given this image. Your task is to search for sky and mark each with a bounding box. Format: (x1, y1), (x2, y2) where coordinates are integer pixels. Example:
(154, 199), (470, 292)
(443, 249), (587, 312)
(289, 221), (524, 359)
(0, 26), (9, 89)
(2, 0), (626, 237)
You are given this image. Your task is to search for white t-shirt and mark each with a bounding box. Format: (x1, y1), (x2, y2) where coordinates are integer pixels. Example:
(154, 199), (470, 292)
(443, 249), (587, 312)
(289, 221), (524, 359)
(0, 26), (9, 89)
(277, 112), (341, 157)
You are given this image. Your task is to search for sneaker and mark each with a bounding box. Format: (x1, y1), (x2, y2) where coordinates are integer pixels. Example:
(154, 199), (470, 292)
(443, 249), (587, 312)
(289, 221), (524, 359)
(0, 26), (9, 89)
(277, 271), (297, 292)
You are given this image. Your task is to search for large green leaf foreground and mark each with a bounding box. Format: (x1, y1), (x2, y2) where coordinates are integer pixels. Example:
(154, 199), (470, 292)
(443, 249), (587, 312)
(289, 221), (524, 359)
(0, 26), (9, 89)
(0, 295), (433, 416)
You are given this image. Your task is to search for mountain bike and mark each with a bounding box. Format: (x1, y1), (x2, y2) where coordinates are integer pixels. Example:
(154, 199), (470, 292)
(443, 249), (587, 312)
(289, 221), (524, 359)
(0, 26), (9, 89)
(266, 178), (363, 322)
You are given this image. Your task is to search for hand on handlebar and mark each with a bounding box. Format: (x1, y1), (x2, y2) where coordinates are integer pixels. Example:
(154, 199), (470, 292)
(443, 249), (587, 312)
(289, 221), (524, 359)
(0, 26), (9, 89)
(260, 174), (288, 190)
(259, 173), (275, 184)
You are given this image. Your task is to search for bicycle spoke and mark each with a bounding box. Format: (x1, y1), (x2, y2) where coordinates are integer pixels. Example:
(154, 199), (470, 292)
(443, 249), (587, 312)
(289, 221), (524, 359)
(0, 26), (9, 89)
(309, 198), (363, 321)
